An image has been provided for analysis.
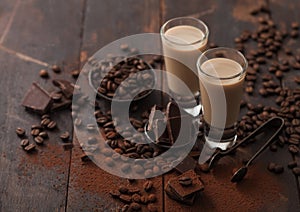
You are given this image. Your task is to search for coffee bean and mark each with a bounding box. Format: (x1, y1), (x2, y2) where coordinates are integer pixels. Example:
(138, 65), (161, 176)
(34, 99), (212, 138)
(147, 194), (157, 203)
(31, 125), (42, 130)
(34, 136), (44, 145)
(143, 180), (153, 192)
(47, 121), (57, 129)
(38, 131), (48, 139)
(24, 143), (36, 152)
(267, 162), (276, 172)
(291, 30), (299, 38)
(275, 70), (283, 78)
(269, 144), (277, 152)
(31, 128), (40, 136)
(80, 153), (91, 162)
(109, 190), (120, 198)
(16, 127), (26, 137)
(41, 118), (51, 126)
(106, 131), (117, 139)
(129, 202), (141, 211)
(120, 204), (129, 212)
(86, 123), (96, 131)
(20, 139), (29, 148)
(120, 43), (129, 51)
(74, 118), (82, 127)
(128, 187), (140, 195)
(132, 193), (141, 203)
(292, 167), (300, 176)
(288, 145), (299, 154)
(245, 86), (254, 94)
(71, 69), (80, 78)
(51, 65), (61, 73)
(178, 176), (193, 186)
(119, 194), (132, 204)
(39, 69), (49, 78)
(288, 161), (298, 169)
(60, 131), (70, 141)
(140, 195), (148, 204)
(274, 165), (284, 174)
(147, 203), (158, 212)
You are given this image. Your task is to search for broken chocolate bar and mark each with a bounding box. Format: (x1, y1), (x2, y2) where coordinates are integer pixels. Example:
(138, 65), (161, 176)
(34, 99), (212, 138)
(21, 82), (53, 114)
(52, 79), (74, 99)
(165, 170), (204, 205)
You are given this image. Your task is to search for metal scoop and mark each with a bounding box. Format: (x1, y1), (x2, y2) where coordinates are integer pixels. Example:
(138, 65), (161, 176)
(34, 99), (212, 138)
(206, 117), (284, 173)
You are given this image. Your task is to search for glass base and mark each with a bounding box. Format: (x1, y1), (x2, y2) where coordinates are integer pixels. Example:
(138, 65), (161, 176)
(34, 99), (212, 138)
(169, 91), (201, 117)
(204, 122), (237, 150)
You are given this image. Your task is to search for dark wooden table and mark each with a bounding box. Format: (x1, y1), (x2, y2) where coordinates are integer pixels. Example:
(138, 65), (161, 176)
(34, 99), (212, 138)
(0, 0), (299, 211)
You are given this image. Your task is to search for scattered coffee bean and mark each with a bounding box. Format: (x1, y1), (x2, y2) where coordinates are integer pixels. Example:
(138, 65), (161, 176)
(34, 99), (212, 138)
(24, 143), (36, 152)
(292, 167), (300, 176)
(129, 202), (141, 211)
(118, 186), (129, 194)
(119, 194), (132, 204)
(60, 131), (70, 141)
(147, 203), (158, 212)
(31, 128), (40, 136)
(16, 127), (26, 137)
(47, 121), (57, 129)
(288, 145), (299, 154)
(71, 69), (80, 78)
(41, 118), (51, 126)
(20, 139), (29, 148)
(143, 180), (153, 192)
(109, 190), (121, 198)
(51, 65), (61, 73)
(34, 136), (44, 145)
(39, 69), (49, 78)
(132, 193), (141, 203)
(267, 162), (276, 172)
(38, 131), (48, 138)
(288, 161), (298, 169)
(274, 165), (284, 174)
(147, 194), (157, 203)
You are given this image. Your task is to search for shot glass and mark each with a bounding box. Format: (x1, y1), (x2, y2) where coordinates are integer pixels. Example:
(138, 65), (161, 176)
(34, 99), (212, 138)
(160, 17), (209, 116)
(197, 47), (247, 150)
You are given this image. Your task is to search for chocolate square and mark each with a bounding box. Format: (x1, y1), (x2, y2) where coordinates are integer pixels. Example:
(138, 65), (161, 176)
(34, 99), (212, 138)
(167, 170), (204, 199)
(22, 82), (53, 114)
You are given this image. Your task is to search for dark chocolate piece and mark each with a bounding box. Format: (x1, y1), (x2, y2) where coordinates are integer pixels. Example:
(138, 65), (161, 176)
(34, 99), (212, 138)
(52, 79), (74, 99)
(165, 184), (196, 205)
(21, 82), (53, 114)
(167, 170), (204, 200)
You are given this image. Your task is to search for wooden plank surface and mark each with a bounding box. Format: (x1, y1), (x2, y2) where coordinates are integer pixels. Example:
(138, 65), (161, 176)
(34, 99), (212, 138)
(0, 0), (83, 211)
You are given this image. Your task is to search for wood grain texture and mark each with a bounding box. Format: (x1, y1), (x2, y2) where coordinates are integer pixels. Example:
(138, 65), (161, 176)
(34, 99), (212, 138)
(0, 50), (72, 211)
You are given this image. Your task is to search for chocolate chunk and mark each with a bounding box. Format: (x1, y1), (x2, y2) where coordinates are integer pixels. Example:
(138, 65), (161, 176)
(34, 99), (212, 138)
(174, 155), (197, 174)
(165, 184), (196, 205)
(22, 82), (53, 114)
(167, 170), (204, 200)
(52, 79), (74, 99)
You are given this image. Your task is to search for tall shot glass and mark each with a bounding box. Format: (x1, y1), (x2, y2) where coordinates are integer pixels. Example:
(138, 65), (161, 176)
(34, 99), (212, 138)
(197, 47), (247, 150)
(160, 17), (209, 116)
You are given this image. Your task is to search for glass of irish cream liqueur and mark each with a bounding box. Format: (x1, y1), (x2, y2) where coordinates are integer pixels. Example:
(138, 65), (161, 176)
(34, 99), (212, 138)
(197, 47), (247, 150)
(161, 17), (209, 117)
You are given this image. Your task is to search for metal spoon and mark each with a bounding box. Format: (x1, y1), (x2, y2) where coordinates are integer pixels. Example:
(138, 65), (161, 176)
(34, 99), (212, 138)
(231, 117), (284, 183)
(206, 117), (284, 170)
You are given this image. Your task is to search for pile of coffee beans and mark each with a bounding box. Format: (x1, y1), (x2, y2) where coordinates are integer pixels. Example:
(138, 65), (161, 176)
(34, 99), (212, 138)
(110, 180), (158, 212)
(89, 56), (155, 101)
